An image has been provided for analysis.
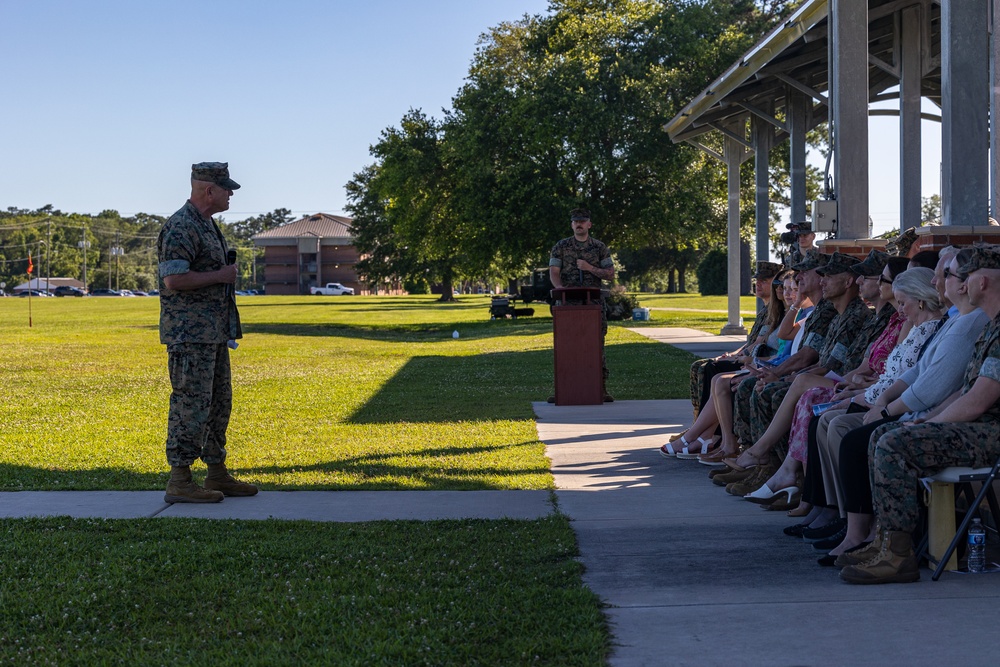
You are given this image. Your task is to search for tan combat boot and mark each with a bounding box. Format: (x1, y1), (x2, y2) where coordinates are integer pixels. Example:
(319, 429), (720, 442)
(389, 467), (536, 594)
(834, 529), (883, 568)
(164, 466), (224, 504)
(839, 530), (920, 585)
(204, 463), (259, 497)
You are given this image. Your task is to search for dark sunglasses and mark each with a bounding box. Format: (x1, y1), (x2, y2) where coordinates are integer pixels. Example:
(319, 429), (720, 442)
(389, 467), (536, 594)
(878, 275), (893, 285)
(772, 280), (784, 288)
(943, 268), (968, 282)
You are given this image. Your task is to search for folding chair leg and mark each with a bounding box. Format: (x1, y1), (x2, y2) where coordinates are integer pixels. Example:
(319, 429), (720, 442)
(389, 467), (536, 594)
(932, 461), (1000, 581)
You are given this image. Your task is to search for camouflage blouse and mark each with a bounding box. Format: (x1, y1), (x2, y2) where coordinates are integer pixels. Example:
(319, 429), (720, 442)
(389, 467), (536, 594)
(549, 236), (613, 290)
(157, 201), (242, 345)
(961, 313), (1000, 422)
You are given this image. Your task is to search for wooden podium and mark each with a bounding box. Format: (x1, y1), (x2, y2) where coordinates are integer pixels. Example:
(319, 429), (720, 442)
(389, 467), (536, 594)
(551, 287), (603, 406)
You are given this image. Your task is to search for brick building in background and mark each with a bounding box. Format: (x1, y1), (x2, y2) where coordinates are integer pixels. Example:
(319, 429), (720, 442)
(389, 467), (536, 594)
(253, 213), (363, 295)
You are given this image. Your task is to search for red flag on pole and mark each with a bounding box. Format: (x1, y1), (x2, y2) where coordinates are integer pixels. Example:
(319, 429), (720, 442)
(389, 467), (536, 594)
(27, 253), (33, 275)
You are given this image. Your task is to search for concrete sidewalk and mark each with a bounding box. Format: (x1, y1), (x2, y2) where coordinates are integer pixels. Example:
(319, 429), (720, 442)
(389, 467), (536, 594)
(0, 489), (553, 521)
(534, 398), (1000, 667)
(629, 326), (746, 358)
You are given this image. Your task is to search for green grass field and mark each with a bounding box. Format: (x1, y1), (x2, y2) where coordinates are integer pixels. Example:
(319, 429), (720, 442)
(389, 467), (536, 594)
(0, 295), (698, 491)
(0, 293), (734, 665)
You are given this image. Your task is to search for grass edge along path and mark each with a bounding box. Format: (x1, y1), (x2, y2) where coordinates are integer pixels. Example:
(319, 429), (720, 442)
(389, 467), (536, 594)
(0, 515), (609, 667)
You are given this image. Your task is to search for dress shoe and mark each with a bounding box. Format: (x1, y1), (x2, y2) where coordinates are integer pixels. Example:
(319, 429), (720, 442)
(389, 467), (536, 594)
(783, 522), (810, 538)
(817, 553), (838, 567)
(726, 464), (775, 496)
(812, 527), (849, 550)
(840, 531), (920, 585)
(744, 482), (800, 506)
(802, 518), (847, 543)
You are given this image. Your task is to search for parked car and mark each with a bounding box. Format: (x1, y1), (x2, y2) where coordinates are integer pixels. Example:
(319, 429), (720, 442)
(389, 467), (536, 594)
(310, 282), (355, 296)
(89, 288), (122, 296)
(147, 290), (159, 296)
(53, 286), (87, 297)
(131, 291), (149, 296)
(17, 289), (54, 297)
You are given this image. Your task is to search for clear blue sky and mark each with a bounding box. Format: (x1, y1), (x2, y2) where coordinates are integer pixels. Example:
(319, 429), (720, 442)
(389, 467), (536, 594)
(2, 0), (938, 238)
(1, 0), (550, 221)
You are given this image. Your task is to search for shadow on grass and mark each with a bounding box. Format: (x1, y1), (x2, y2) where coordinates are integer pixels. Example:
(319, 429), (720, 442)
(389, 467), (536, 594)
(247, 441), (551, 490)
(349, 340), (695, 424)
(241, 319), (552, 343)
(349, 348), (554, 423)
(0, 441), (550, 492)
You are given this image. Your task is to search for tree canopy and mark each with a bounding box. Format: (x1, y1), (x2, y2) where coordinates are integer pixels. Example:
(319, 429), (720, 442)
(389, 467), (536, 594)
(347, 0), (803, 292)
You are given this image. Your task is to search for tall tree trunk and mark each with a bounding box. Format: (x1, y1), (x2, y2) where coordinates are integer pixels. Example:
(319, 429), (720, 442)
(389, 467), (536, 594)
(438, 274), (456, 302)
(677, 262), (688, 293)
(667, 268), (676, 294)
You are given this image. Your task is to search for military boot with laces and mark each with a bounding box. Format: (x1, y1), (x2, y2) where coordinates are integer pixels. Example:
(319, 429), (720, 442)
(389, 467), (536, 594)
(164, 466), (224, 504)
(840, 530), (920, 585)
(204, 463), (259, 497)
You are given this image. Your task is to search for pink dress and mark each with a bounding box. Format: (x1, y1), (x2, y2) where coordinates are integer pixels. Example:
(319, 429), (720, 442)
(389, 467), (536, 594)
(787, 311), (905, 462)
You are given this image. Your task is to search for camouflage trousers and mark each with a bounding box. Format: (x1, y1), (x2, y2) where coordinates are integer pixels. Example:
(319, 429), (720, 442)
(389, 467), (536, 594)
(732, 376), (791, 454)
(690, 358), (742, 418)
(869, 421), (1000, 533)
(166, 342), (231, 467)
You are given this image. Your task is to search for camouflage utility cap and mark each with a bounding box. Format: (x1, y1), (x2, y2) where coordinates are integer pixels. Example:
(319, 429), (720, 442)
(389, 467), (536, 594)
(886, 227), (917, 257)
(851, 249), (890, 276)
(817, 252), (861, 276)
(570, 208), (591, 221)
(754, 261), (784, 279)
(787, 221), (813, 235)
(192, 162), (240, 190)
(957, 244), (1000, 274)
(792, 249), (829, 272)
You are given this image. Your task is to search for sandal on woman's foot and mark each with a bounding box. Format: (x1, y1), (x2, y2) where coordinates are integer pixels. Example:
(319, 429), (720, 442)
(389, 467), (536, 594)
(698, 443), (735, 466)
(722, 449), (769, 472)
(677, 436), (717, 460)
(659, 435), (693, 458)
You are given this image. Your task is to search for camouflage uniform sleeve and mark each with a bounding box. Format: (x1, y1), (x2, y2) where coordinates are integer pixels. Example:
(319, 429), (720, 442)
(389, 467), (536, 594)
(158, 217), (198, 278)
(802, 300), (837, 352)
(599, 241), (614, 269)
(819, 299), (872, 372)
(966, 318), (1000, 421)
(549, 240), (564, 268)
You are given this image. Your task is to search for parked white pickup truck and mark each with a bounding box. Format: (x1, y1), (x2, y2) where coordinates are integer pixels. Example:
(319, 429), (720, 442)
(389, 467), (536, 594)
(310, 282), (355, 295)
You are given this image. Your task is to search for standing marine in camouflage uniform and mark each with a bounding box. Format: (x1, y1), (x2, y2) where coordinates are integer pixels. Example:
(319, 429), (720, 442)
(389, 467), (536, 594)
(783, 221), (817, 269)
(842, 244), (1000, 584)
(549, 208), (616, 401)
(157, 162), (257, 503)
(689, 261), (783, 417)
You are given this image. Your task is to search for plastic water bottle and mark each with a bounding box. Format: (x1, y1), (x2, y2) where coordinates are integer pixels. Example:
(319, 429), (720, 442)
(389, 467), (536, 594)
(967, 518), (986, 573)
(812, 401), (839, 416)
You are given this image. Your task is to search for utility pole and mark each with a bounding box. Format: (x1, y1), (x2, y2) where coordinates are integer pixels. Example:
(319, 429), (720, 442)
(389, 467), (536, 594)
(46, 219), (52, 293)
(78, 228), (90, 291)
(111, 231), (123, 292)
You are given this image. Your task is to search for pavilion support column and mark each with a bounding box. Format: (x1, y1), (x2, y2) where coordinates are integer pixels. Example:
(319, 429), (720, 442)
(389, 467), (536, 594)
(752, 116), (772, 269)
(722, 135), (746, 336)
(788, 90), (808, 227)
(830, 0), (869, 239)
(941, 0), (989, 226)
(899, 5), (922, 231)
(991, 0), (1000, 219)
